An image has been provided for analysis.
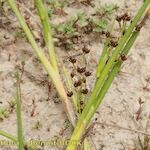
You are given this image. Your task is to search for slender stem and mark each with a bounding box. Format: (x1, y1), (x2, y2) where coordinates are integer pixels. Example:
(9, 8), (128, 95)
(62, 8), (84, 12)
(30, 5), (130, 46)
(7, 0), (76, 126)
(0, 130), (18, 143)
(96, 122), (150, 136)
(16, 73), (24, 150)
(35, 0), (58, 72)
(96, 40), (109, 79)
(96, 19), (115, 79)
(63, 64), (78, 111)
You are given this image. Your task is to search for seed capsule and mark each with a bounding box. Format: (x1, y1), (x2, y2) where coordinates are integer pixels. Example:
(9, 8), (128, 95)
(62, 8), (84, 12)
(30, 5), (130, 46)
(125, 16), (131, 21)
(77, 66), (86, 73)
(77, 108), (83, 113)
(67, 91), (73, 97)
(81, 88), (88, 94)
(110, 40), (118, 47)
(72, 35), (79, 44)
(101, 31), (106, 34)
(74, 80), (82, 87)
(105, 31), (110, 38)
(70, 72), (75, 78)
(82, 46), (90, 54)
(85, 71), (91, 77)
(69, 57), (76, 64)
(80, 101), (84, 105)
(95, 118), (98, 121)
(135, 24), (142, 32)
(120, 54), (127, 61)
(116, 16), (122, 22)
(24, 145), (29, 150)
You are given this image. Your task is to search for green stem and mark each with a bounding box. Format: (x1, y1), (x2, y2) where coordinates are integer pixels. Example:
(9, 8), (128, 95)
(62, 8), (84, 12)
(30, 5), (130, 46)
(0, 130), (18, 143)
(16, 73), (24, 150)
(62, 64), (78, 111)
(35, 0), (58, 72)
(96, 19), (115, 79)
(7, 0), (76, 126)
(96, 40), (109, 79)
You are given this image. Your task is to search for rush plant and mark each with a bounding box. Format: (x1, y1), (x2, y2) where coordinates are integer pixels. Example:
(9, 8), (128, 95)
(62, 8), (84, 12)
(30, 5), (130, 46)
(0, 0), (149, 150)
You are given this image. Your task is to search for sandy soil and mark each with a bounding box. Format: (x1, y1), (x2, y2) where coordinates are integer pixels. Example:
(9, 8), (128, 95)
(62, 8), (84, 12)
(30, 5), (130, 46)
(0, 0), (150, 150)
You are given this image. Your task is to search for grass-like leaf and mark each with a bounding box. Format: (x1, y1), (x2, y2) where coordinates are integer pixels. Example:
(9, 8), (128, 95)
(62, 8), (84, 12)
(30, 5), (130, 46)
(35, 0), (58, 72)
(0, 130), (18, 143)
(15, 73), (24, 150)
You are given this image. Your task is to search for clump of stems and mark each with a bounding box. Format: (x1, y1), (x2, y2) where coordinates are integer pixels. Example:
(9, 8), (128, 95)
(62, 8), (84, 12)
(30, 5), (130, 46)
(66, 1), (150, 149)
(2, 0), (149, 150)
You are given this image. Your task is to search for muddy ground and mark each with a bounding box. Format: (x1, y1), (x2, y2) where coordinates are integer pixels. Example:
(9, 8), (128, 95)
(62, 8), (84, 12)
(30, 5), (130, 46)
(0, 0), (150, 150)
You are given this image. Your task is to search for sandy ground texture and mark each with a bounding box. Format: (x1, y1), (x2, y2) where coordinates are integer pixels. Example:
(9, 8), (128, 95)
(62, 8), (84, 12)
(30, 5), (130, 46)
(0, 0), (150, 150)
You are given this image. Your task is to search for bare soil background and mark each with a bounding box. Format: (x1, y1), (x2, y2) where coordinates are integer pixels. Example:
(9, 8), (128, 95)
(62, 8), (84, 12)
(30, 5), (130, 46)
(0, 0), (150, 150)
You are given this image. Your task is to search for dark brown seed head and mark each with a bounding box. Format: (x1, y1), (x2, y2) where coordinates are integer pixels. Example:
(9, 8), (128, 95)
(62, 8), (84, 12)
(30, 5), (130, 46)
(80, 101), (84, 105)
(69, 57), (76, 64)
(95, 118), (98, 121)
(110, 40), (118, 47)
(120, 54), (127, 61)
(135, 24), (142, 32)
(67, 91), (73, 97)
(70, 72), (75, 78)
(77, 108), (83, 113)
(125, 16), (131, 21)
(25, 15), (30, 21)
(81, 88), (88, 94)
(82, 46), (90, 54)
(77, 66), (86, 73)
(24, 145), (29, 150)
(83, 25), (93, 34)
(85, 71), (91, 77)
(101, 31), (106, 34)
(105, 31), (110, 37)
(116, 16), (122, 22)
(122, 13), (128, 20)
(74, 80), (82, 87)
(72, 36), (79, 44)
(121, 13), (131, 22)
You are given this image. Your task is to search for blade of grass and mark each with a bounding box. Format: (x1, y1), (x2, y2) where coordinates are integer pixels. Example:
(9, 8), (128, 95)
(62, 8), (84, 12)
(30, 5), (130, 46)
(0, 130), (18, 143)
(96, 40), (109, 79)
(7, 0), (76, 126)
(15, 73), (24, 150)
(35, 0), (58, 72)
(66, 29), (140, 150)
